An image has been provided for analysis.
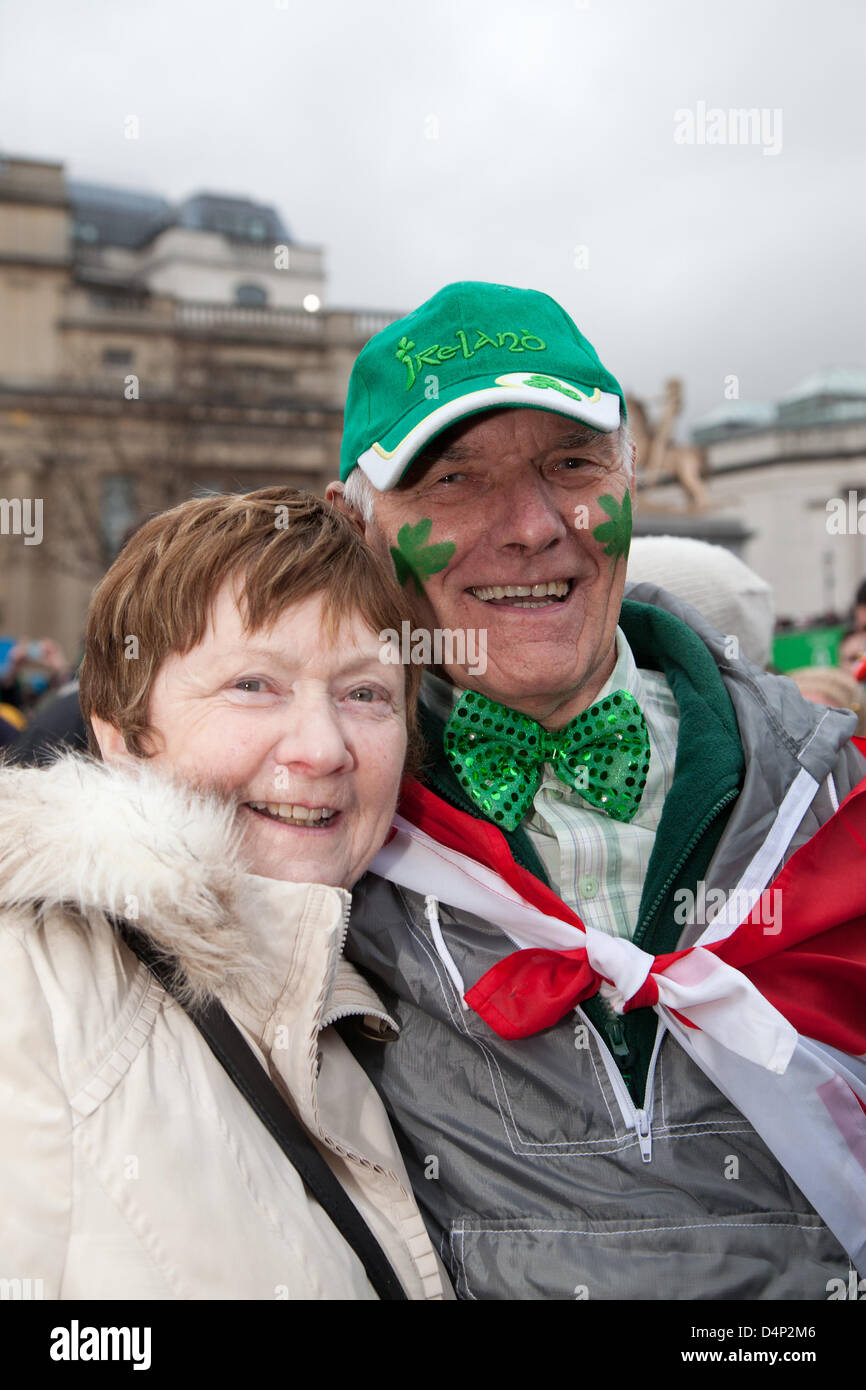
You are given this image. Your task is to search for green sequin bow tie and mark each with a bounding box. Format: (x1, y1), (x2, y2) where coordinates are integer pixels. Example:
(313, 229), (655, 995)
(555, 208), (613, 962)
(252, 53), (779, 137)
(444, 688), (650, 832)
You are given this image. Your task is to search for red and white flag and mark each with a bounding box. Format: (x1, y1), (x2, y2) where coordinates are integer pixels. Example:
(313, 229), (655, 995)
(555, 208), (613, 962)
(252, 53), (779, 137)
(370, 755), (866, 1274)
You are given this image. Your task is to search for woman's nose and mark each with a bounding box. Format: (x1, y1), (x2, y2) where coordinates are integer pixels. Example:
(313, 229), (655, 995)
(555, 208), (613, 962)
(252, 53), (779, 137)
(270, 697), (353, 777)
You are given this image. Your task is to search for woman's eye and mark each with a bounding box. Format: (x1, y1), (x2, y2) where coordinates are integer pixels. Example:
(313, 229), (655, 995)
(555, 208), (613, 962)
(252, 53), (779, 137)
(347, 685), (391, 705)
(234, 678), (270, 693)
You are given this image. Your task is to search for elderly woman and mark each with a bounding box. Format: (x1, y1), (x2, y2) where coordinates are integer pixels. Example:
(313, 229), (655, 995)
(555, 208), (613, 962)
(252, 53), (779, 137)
(0, 488), (450, 1301)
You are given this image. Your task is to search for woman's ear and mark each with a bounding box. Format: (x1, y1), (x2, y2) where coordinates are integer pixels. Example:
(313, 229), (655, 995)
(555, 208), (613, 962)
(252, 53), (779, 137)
(89, 713), (131, 765)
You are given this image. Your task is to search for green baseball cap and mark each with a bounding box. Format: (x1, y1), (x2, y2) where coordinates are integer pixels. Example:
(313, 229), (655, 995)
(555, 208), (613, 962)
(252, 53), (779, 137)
(340, 280), (626, 489)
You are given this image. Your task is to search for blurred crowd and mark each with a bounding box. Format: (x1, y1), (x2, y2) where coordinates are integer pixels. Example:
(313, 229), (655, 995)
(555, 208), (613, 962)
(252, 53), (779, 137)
(788, 579), (866, 737)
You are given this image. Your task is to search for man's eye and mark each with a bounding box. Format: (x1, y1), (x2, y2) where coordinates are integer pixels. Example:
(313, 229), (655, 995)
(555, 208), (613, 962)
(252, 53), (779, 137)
(234, 678), (270, 693)
(548, 456), (612, 479)
(433, 472), (466, 486)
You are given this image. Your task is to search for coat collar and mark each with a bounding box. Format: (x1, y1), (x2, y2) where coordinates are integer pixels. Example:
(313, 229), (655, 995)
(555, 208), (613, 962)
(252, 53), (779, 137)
(0, 753), (390, 1032)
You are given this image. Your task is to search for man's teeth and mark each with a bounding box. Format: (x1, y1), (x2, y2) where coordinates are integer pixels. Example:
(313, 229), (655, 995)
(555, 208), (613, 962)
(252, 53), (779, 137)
(471, 580), (570, 602)
(247, 802), (338, 824)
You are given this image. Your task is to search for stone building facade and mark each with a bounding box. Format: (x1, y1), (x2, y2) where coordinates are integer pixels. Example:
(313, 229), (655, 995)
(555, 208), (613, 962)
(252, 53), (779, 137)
(0, 154), (395, 657)
(637, 372), (866, 625)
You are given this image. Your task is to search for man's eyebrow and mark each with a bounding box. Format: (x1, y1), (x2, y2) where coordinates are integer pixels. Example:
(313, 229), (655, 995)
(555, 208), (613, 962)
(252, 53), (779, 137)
(548, 426), (609, 450)
(398, 441), (471, 488)
(416, 441), (472, 466)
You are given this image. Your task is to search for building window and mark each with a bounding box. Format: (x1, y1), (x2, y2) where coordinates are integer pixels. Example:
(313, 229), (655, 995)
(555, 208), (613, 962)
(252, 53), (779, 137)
(234, 283), (268, 307)
(102, 348), (134, 367)
(100, 475), (137, 559)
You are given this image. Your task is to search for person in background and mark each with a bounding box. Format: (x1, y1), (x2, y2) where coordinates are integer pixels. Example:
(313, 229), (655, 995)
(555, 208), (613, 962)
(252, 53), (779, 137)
(789, 665), (866, 738)
(5, 518), (150, 765)
(626, 535), (774, 669)
(838, 629), (866, 682)
(5, 676), (87, 764)
(853, 579), (866, 634)
(0, 700), (25, 747)
(0, 637), (71, 718)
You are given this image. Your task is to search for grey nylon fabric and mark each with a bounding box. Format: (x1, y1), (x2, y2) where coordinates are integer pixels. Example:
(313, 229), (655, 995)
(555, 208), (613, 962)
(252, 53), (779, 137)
(344, 588), (864, 1300)
(624, 580), (862, 948)
(346, 878), (850, 1300)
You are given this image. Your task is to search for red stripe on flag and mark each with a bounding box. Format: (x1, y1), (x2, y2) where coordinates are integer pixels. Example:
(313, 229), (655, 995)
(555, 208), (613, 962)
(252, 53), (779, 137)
(399, 779), (587, 931)
(399, 774), (866, 1051)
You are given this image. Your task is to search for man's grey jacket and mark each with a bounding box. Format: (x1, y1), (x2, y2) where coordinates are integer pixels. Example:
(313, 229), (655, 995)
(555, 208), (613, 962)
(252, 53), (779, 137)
(343, 586), (866, 1300)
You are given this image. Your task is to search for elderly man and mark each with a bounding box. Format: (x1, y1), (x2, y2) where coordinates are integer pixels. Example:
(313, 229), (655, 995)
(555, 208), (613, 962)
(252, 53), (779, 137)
(328, 281), (866, 1300)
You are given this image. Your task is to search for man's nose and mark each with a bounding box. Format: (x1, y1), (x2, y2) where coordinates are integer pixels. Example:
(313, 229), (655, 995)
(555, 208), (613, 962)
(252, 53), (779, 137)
(270, 694), (354, 779)
(489, 473), (569, 554)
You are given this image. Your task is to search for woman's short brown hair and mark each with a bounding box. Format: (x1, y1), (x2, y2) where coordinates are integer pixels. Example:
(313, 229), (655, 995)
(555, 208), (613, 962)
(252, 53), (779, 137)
(79, 487), (423, 767)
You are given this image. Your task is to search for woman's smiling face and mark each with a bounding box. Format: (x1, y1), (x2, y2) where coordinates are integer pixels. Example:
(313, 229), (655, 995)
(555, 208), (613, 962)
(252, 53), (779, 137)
(137, 579), (408, 888)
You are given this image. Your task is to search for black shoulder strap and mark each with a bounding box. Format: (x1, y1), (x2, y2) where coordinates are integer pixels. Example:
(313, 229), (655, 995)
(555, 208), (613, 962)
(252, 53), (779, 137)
(112, 917), (407, 1301)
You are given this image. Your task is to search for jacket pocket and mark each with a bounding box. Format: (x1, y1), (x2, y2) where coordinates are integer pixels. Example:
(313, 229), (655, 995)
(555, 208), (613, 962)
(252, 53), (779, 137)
(448, 1211), (849, 1300)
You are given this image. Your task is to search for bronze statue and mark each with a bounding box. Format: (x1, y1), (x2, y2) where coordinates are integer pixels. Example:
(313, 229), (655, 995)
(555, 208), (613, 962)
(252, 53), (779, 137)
(626, 378), (709, 513)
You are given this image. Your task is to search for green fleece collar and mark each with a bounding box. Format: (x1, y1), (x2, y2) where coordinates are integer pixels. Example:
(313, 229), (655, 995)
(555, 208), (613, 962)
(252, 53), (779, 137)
(618, 599), (744, 946)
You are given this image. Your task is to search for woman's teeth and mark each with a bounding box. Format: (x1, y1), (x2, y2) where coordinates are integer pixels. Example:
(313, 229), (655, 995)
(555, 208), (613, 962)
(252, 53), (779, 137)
(247, 802), (338, 825)
(471, 580), (570, 606)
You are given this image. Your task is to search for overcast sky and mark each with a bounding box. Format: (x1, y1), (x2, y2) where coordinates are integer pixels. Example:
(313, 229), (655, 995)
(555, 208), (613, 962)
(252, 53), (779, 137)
(1, 0), (863, 431)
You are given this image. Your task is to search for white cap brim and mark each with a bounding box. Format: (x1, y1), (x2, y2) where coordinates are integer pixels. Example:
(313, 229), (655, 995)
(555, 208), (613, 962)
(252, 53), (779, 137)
(356, 373), (622, 491)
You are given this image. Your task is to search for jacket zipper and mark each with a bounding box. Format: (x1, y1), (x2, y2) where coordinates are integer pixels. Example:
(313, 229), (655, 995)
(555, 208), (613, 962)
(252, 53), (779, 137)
(578, 1005), (667, 1162)
(426, 756), (738, 1155)
(322, 893), (397, 1036)
(339, 891), (352, 952)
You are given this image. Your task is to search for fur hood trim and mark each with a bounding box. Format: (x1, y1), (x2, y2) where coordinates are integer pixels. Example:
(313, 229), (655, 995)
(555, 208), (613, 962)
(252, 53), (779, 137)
(0, 752), (293, 1003)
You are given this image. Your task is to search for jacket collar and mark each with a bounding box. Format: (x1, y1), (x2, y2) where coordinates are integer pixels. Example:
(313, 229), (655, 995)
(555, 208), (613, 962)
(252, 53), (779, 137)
(0, 753), (390, 1033)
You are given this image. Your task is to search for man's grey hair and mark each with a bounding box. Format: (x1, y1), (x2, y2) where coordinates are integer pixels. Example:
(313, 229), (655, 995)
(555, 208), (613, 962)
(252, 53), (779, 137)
(342, 421), (633, 522)
(342, 463), (378, 522)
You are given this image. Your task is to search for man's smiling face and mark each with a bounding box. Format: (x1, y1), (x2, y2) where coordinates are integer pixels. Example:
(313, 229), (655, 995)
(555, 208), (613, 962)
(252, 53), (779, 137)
(356, 407), (633, 727)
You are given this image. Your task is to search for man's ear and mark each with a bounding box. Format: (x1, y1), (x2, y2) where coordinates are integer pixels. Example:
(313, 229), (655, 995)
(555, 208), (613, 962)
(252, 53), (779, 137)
(326, 479), (367, 537)
(90, 713), (132, 765)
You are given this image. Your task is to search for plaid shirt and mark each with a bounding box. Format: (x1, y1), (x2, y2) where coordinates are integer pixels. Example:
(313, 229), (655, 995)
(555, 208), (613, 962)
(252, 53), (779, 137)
(420, 627), (680, 940)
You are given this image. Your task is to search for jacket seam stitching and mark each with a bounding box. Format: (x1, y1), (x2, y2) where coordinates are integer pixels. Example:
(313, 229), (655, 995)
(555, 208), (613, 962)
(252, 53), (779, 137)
(68, 965), (163, 1116)
(454, 1217), (832, 1237)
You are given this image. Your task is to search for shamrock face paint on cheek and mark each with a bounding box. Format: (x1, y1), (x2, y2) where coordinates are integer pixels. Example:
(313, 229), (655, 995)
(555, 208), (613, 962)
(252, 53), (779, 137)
(592, 491), (632, 565)
(390, 518), (456, 596)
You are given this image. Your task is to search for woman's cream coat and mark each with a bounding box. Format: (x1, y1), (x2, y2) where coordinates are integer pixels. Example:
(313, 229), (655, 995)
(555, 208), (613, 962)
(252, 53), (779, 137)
(0, 754), (450, 1300)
